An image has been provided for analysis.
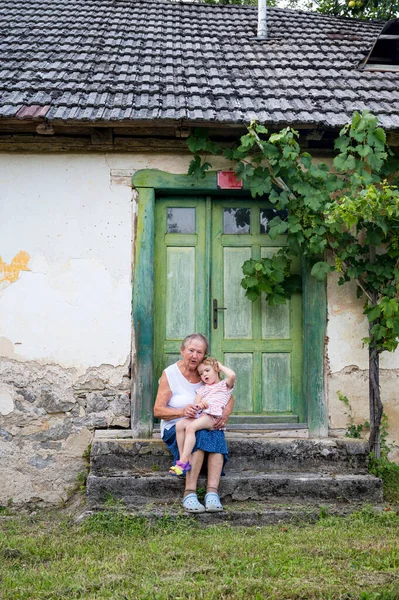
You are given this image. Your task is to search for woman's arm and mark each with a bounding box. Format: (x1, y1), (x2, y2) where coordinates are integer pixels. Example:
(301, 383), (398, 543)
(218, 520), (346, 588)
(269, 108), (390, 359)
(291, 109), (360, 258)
(153, 372), (198, 420)
(213, 394), (235, 430)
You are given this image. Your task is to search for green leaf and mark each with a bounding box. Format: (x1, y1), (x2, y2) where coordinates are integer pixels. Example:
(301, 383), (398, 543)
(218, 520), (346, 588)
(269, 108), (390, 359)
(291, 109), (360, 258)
(245, 288), (259, 302)
(370, 324), (386, 341)
(367, 130), (386, 151)
(310, 261), (332, 281)
(255, 124), (268, 134)
(268, 294), (287, 306)
(235, 162), (254, 181)
(187, 130), (211, 153)
(333, 155), (347, 172)
(365, 229), (383, 246)
(351, 111), (361, 128)
(288, 222), (302, 233)
(381, 297), (399, 318)
(242, 260), (256, 276)
(355, 145), (371, 157)
(187, 156), (212, 179)
(334, 135), (350, 152)
(204, 140), (221, 155)
(283, 274), (302, 294)
(375, 127), (386, 144)
(223, 147), (247, 161)
(269, 131), (287, 144)
(344, 155), (356, 171)
(300, 153), (312, 169)
(366, 305), (381, 322)
(269, 189), (280, 205)
(241, 276), (258, 289)
(249, 172), (272, 198)
(268, 218), (288, 240)
(367, 151), (387, 171)
(258, 280), (273, 294)
(305, 194), (323, 212)
(238, 133), (256, 150)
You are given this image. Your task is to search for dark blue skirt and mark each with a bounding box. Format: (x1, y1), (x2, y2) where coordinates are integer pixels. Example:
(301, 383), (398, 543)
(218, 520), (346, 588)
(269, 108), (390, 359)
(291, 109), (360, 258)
(162, 425), (228, 473)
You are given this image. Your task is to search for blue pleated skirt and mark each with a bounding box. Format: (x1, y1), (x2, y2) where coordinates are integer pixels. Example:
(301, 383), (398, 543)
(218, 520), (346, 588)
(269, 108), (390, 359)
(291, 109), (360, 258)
(162, 425), (228, 473)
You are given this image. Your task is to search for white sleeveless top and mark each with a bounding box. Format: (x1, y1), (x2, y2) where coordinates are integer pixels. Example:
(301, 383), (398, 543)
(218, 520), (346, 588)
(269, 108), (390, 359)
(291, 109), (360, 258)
(160, 362), (203, 437)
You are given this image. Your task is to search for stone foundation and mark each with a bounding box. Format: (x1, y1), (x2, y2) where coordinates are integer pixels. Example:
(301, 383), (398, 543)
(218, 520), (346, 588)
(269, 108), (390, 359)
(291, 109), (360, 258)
(0, 357), (131, 505)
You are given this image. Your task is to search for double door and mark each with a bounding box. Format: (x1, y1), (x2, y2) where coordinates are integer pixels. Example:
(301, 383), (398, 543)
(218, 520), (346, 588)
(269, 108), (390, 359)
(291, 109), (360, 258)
(154, 196), (304, 425)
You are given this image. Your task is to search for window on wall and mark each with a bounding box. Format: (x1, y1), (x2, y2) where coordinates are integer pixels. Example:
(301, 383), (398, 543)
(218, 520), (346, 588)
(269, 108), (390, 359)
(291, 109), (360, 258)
(166, 207), (196, 233)
(361, 18), (399, 71)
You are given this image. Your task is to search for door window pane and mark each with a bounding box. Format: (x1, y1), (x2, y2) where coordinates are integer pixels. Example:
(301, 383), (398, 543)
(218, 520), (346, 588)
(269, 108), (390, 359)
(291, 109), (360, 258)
(167, 208), (195, 233)
(260, 208), (288, 233)
(223, 208), (250, 234)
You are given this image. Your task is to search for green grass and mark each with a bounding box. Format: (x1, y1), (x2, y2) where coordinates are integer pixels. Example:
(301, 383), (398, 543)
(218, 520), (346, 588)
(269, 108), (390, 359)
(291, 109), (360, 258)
(369, 457), (399, 505)
(1, 507), (399, 599)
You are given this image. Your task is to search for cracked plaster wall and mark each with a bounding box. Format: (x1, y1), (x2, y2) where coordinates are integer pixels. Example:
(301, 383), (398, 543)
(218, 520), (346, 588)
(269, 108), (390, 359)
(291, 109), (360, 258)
(0, 151), (214, 505)
(327, 273), (399, 461)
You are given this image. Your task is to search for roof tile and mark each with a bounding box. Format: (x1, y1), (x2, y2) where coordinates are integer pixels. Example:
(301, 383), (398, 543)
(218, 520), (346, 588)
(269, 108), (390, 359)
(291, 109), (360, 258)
(0, 0), (397, 128)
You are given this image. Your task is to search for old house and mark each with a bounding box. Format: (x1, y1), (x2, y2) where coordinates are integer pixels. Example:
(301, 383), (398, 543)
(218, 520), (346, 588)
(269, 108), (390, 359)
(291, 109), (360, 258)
(1, 0), (399, 506)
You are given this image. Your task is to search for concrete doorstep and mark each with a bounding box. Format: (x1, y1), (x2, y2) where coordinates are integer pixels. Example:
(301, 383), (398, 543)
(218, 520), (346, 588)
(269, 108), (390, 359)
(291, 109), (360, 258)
(76, 500), (386, 528)
(86, 430), (383, 511)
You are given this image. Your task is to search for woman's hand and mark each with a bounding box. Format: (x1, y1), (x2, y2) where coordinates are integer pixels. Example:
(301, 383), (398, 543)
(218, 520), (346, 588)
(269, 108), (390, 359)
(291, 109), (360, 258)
(183, 403), (199, 418)
(213, 395), (235, 430)
(213, 406), (229, 429)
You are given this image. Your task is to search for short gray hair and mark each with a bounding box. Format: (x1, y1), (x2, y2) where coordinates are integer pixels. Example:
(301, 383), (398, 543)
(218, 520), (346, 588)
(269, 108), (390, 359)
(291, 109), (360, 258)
(181, 333), (209, 354)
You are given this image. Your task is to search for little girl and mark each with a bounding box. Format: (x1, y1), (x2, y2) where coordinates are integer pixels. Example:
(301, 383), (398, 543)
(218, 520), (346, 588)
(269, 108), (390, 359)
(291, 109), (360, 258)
(169, 357), (236, 476)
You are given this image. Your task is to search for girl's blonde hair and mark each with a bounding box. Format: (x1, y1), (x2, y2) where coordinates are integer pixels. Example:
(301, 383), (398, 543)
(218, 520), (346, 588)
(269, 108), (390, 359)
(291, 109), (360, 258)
(197, 356), (219, 372)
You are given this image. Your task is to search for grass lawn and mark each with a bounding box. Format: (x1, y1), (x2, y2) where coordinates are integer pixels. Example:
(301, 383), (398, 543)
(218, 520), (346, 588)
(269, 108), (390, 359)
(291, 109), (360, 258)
(1, 506), (399, 599)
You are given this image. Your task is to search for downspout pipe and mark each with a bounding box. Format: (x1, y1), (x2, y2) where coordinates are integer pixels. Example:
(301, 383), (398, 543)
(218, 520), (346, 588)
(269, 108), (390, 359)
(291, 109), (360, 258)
(257, 0), (267, 39)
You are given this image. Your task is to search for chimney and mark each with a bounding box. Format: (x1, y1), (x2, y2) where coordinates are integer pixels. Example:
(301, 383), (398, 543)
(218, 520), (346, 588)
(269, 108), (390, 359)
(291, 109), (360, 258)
(257, 0), (267, 39)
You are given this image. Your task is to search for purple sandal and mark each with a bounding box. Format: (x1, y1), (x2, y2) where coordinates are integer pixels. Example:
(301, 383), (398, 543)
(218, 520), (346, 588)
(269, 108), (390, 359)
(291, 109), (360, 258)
(169, 460), (192, 476)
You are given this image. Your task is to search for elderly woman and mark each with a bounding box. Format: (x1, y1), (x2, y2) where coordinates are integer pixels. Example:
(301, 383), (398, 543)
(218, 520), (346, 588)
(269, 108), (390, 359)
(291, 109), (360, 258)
(154, 333), (234, 513)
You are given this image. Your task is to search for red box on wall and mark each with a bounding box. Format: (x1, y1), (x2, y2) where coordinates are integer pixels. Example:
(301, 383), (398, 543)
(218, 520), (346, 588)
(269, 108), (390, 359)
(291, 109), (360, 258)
(217, 171), (243, 189)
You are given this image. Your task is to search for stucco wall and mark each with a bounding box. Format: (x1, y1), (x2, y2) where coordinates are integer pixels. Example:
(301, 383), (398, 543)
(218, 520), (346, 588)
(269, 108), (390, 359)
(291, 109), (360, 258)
(0, 150), (222, 505)
(0, 150), (398, 505)
(327, 273), (399, 461)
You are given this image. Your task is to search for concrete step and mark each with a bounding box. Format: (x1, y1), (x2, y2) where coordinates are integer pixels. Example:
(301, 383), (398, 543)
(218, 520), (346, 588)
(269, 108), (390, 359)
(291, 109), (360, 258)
(77, 502), (384, 527)
(90, 430), (370, 476)
(86, 471), (382, 508)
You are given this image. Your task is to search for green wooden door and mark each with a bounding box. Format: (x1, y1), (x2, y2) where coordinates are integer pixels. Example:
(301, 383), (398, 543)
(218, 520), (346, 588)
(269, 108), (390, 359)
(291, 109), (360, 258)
(210, 200), (304, 425)
(154, 196), (304, 425)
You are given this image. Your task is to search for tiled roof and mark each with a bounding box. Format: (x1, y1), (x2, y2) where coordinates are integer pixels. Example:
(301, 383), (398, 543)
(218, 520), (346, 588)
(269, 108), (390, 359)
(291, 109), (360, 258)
(0, 0), (398, 129)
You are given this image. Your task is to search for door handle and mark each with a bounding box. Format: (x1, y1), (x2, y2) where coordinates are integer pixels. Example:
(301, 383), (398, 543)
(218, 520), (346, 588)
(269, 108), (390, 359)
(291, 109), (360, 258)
(213, 298), (227, 329)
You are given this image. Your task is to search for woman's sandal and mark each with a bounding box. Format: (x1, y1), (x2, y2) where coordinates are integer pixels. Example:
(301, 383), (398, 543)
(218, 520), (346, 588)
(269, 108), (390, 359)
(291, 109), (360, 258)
(169, 460), (192, 476)
(182, 492), (205, 513)
(204, 492), (224, 512)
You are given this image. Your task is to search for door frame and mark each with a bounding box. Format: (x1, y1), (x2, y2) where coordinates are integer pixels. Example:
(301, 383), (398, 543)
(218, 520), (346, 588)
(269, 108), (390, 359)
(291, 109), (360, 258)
(131, 169), (328, 438)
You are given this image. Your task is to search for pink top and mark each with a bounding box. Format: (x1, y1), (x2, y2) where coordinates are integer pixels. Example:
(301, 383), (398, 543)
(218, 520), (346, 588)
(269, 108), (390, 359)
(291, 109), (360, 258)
(196, 379), (233, 417)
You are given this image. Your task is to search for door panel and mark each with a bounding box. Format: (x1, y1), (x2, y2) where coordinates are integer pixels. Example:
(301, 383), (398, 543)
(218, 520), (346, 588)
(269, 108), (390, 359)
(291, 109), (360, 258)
(223, 247), (252, 339)
(261, 247), (290, 339)
(154, 198), (207, 383)
(262, 353), (291, 412)
(154, 195), (304, 424)
(165, 246), (196, 338)
(224, 352), (254, 413)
